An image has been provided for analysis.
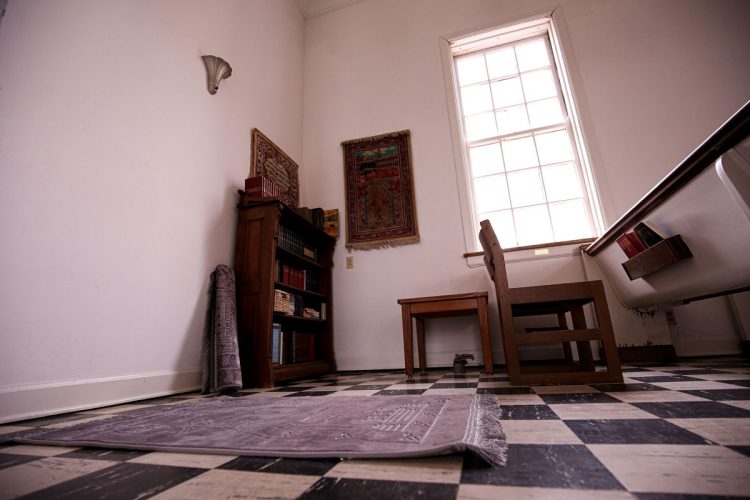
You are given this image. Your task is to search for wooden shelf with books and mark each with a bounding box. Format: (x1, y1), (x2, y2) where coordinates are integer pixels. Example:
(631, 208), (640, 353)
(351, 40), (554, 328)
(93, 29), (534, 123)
(234, 195), (336, 388)
(622, 235), (692, 280)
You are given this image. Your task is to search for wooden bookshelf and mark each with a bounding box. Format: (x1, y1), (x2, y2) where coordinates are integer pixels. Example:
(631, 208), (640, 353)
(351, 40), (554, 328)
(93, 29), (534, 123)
(234, 195), (336, 387)
(622, 235), (693, 280)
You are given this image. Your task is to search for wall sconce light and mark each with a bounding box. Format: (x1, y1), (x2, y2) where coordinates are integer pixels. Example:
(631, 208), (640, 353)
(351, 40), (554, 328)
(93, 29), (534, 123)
(201, 55), (232, 95)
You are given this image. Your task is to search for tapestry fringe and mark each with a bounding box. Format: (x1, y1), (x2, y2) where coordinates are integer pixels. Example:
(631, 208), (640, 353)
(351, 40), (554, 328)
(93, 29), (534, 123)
(346, 235), (420, 250)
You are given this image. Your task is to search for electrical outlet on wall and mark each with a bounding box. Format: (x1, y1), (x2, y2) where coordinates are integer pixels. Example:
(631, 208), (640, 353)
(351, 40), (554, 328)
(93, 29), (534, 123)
(346, 256), (354, 269)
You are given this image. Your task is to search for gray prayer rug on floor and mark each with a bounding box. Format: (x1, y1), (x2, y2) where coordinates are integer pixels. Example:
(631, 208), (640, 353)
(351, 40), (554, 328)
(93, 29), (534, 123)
(16, 395), (506, 465)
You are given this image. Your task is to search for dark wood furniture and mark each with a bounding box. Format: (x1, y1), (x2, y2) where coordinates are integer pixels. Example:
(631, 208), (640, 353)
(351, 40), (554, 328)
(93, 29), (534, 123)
(234, 194), (336, 387)
(622, 235), (692, 280)
(479, 219), (623, 385)
(398, 292), (494, 377)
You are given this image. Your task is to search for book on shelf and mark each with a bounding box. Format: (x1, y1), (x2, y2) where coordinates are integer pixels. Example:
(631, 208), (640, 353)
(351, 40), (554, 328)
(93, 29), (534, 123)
(292, 332), (316, 363)
(271, 323), (282, 364)
(323, 209), (339, 239)
(320, 302), (327, 320)
(633, 220), (668, 247)
(245, 176), (282, 199)
(616, 231), (647, 258)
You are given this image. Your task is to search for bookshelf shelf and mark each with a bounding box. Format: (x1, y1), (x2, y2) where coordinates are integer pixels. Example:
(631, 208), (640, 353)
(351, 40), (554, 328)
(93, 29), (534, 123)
(234, 196), (336, 387)
(622, 235), (693, 280)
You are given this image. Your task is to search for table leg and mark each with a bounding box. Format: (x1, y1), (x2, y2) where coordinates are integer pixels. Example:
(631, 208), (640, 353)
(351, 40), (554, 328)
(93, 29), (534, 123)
(477, 297), (494, 374)
(401, 305), (414, 377)
(416, 317), (427, 374)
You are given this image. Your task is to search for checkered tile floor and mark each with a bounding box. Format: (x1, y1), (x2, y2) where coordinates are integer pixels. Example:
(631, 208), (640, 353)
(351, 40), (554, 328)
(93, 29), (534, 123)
(1, 358), (750, 499)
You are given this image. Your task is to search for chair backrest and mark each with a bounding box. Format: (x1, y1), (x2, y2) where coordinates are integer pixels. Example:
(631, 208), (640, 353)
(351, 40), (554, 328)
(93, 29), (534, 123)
(478, 219), (510, 300)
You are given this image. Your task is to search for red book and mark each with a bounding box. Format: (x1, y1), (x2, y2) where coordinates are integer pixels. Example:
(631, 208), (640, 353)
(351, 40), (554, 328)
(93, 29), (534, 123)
(616, 232), (647, 258)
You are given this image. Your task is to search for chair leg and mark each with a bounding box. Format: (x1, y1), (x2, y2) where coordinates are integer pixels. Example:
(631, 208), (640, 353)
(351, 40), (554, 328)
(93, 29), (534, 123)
(477, 296), (494, 374)
(571, 306), (594, 371)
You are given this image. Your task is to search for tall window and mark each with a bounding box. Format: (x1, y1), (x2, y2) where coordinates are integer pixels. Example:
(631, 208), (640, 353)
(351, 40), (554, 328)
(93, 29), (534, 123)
(448, 17), (602, 250)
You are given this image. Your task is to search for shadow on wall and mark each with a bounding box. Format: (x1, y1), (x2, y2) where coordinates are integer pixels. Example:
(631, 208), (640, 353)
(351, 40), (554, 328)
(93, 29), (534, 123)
(172, 184), (240, 378)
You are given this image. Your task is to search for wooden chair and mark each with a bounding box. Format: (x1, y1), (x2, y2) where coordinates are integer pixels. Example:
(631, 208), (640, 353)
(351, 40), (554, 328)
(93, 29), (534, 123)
(479, 219), (623, 385)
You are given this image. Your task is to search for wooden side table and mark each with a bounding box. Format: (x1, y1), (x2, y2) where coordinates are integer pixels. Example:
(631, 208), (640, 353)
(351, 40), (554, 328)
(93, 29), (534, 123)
(397, 292), (493, 377)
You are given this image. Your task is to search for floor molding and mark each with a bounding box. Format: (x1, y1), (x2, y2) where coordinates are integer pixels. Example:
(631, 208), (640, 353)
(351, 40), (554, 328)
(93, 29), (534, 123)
(0, 370), (201, 424)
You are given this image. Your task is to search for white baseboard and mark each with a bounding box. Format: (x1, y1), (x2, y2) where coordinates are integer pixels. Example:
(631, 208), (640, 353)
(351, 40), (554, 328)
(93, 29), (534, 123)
(672, 336), (741, 358)
(0, 370), (202, 424)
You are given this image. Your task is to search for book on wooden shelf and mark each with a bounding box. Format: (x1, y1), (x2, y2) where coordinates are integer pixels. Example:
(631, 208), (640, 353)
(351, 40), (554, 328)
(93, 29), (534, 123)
(323, 209), (339, 239)
(271, 323), (282, 364)
(616, 231), (648, 258)
(633, 220), (668, 247)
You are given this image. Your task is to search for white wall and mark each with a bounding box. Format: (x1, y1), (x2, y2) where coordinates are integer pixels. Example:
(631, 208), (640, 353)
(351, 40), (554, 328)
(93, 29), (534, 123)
(0, 0), (305, 422)
(300, 0), (750, 370)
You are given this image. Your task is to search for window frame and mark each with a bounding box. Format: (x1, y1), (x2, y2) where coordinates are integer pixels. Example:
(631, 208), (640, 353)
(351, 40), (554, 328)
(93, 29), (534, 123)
(441, 12), (606, 264)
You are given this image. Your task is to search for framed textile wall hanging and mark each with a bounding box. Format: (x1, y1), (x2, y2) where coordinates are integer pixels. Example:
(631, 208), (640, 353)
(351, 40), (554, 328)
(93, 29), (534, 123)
(251, 128), (299, 208)
(341, 130), (419, 249)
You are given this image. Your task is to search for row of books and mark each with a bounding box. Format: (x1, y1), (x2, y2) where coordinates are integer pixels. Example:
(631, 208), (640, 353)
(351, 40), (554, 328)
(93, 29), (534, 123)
(296, 207), (325, 229)
(616, 220), (669, 258)
(271, 323), (317, 365)
(275, 259), (320, 292)
(278, 226), (318, 262)
(273, 289), (326, 319)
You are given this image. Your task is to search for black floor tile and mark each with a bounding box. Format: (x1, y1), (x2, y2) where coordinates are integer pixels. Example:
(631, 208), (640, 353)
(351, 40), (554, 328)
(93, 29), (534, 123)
(343, 384), (393, 391)
(220, 456), (339, 475)
(460, 444), (624, 490)
(591, 383), (667, 392)
(539, 393), (621, 404)
(500, 405), (559, 420)
(564, 419), (711, 444)
(284, 391), (338, 397)
(630, 375), (702, 383)
(300, 477), (458, 499)
(680, 389), (750, 400)
(727, 445), (750, 458)
(269, 386), (318, 392)
(19, 462), (204, 499)
(375, 389), (427, 395)
(633, 401), (750, 418)
(0, 452), (42, 470)
(718, 379), (750, 388)
(431, 383), (478, 389)
(477, 387), (533, 395)
(59, 447), (147, 461)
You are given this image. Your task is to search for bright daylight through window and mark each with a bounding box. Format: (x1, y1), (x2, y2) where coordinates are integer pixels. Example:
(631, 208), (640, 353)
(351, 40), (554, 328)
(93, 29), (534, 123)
(450, 17), (602, 250)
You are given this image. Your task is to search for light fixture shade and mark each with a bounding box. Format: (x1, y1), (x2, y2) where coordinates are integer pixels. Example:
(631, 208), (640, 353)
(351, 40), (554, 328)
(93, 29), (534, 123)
(202, 55), (232, 95)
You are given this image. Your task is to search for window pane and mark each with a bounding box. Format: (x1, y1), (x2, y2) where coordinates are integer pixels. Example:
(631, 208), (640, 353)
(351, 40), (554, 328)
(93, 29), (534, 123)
(496, 105), (529, 134)
(490, 77), (524, 108)
(521, 69), (557, 101)
(456, 54), (487, 86)
(470, 143), (504, 177)
(474, 174), (510, 212)
(483, 210), (517, 248)
(542, 163), (582, 202)
(514, 205), (553, 245)
(535, 129), (574, 165)
(460, 83), (493, 115)
(507, 168), (546, 207)
(528, 98), (564, 128)
(485, 46), (517, 80)
(515, 38), (549, 72)
(501, 135), (538, 171)
(465, 112), (497, 141)
(549, 199), (592, 240)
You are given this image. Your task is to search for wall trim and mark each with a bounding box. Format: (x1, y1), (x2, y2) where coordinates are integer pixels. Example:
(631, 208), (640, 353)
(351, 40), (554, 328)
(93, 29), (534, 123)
(0, 370), (201, 424)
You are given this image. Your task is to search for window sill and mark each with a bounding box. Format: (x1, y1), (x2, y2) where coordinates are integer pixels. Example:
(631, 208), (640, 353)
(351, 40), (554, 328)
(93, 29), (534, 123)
(464, 237), (595, 268)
